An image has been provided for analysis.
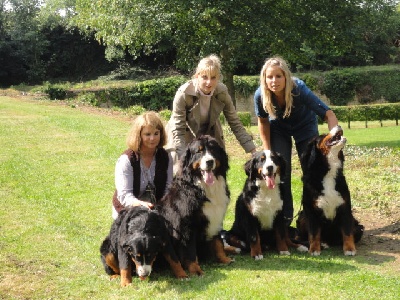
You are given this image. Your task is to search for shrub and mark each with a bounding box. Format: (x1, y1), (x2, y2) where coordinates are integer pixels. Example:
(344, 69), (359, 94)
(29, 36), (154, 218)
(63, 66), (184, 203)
(320, 70), (359, 105)
(45, 85), (67, 100)
(158, 109), (172, 121)
(237, 111), (252, 127)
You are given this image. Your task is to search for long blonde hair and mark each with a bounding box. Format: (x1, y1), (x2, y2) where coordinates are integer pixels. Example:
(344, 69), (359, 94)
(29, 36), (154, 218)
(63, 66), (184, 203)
(126, 111), (167, 152)
(260, 56), (295, 118)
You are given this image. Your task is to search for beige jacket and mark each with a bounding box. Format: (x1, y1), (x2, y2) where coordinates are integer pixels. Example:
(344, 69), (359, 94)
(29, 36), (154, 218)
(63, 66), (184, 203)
(166, 80), (255, 158)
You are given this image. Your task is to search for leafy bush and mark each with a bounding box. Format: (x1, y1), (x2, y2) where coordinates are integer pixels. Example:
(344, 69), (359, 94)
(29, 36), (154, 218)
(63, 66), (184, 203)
(159, 109), (172, 121)
(320, 70), (359, 105)
(45, 84), (67, 100)
(237, 111), (252, 127)
(332, 103), (400, 127)
(76, 92), (98, 106)
(126, 105), (146, 116)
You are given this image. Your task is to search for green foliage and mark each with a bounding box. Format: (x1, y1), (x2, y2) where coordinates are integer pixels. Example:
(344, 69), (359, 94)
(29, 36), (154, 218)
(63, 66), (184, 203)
(298, 73), (320, 91)
(76, 92), (98, 106)
(233, 76), (260, 97)
(320, 70), (360, 105)
(237, 111), (252, 127)
(332, 103), (400, 127)
(126, 105), (146, 116)
(158, 109), (172, 121)
(79, 76), (186, 110)
(300, 65), (400, 105)
(45, 84), (68, 100)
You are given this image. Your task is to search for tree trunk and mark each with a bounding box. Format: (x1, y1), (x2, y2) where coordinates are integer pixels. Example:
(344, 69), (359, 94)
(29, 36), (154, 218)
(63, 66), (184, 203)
(220, 48), (236, 107)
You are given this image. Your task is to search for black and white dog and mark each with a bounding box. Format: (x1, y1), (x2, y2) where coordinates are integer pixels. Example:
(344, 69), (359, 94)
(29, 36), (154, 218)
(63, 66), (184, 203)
(158, 135), (233, 275)
(297, 125), (363, 256)
(100, 206), (187, 286)
(225, 150), (308, 259)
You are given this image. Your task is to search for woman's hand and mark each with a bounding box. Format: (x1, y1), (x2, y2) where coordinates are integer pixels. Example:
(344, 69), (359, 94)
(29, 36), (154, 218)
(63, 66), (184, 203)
(132, 199), (155, 209)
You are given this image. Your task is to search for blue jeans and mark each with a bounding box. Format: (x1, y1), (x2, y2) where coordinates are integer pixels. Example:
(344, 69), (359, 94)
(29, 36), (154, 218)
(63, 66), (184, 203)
(270, 124), (318, 221)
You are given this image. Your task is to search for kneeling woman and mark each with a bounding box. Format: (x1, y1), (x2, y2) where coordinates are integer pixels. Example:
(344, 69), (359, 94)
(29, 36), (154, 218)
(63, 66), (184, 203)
(112, 111), (173, 220)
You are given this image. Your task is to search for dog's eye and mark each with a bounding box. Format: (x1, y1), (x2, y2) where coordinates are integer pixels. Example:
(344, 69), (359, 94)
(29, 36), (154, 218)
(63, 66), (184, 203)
(197, 146), (203, 153)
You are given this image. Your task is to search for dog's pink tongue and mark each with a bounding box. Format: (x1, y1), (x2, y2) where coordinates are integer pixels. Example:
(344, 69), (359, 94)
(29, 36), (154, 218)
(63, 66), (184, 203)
(266, 176), (275, 189)
(203, 171), (215, 185)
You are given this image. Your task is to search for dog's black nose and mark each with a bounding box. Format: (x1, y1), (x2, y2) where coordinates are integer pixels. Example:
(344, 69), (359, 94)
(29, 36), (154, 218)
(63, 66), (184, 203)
(267, 165), (274, 176)
(206, 159), (214, 169)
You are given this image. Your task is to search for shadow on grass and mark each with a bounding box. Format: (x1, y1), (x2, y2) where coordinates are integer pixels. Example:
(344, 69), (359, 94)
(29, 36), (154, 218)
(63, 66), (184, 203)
(355, 221), (400, 266)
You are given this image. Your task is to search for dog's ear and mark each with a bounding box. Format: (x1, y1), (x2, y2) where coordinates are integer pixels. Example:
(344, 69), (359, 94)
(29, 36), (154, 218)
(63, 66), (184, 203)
(180, 145), (193, 174)
(301, 137), (318, 170)
(121, 241), (133, 254)
(244, 156), (255, 179)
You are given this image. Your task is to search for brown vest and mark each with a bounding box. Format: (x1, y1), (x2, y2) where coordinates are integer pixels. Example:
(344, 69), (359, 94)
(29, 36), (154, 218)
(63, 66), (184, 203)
(112, 148), (169, 213)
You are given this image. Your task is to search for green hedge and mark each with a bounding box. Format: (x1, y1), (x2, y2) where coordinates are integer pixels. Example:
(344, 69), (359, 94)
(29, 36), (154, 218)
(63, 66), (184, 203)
(71, 76), (187, 110)
(299, 65), (400, 105)
(332, 103), (400, 128)
(233, 65), (400, 106)
(49, 65), (399, 110)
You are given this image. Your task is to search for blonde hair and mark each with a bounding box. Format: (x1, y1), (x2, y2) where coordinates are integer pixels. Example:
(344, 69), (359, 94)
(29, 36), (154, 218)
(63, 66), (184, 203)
(126, 111), (167, 152)
(260, 56), (296, 118)
(192, 54), (222, 80)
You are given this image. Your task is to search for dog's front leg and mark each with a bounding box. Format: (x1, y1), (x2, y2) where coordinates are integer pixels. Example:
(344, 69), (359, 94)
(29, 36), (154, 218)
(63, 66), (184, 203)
(275, 227), (290, 255)
(340, 211), (356, 256)
(117, 247), (133, 286)
(163, 252), (188, 279)
(120, 267), (132, 287)
(183, 234), (203, 276)
(210, 236), (233, 264)
(249, 231), (263, 260)
(308, 227), (322, 256)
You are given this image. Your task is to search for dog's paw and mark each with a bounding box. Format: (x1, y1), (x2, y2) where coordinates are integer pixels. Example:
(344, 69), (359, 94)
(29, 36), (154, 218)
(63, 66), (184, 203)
(310, 251), (321, 256)
(344, 250), (356, 256)
(296, 245), (309, 252)
(279, 250), (291, 256)
(253, 254), (264, 260)
(234, 247), (241, 254)
(321, 243), (329, 249)
(179, 277), (190, 281)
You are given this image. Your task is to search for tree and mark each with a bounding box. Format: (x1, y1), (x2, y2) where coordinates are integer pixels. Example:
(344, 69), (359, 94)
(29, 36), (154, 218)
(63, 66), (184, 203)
(74, 0), (283, 103)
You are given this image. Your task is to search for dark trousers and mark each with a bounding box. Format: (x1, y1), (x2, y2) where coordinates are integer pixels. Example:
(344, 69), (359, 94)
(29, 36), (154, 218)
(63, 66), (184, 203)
(270, 126), (317, 222)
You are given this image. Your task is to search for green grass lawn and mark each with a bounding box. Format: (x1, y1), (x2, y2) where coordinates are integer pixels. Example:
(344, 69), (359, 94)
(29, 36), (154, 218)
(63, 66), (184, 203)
(1, 96), (399, 299)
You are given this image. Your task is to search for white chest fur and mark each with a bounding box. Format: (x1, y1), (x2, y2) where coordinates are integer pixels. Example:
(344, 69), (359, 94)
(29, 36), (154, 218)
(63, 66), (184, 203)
(316, 152), (345, 220)
(197, 177), (230, 239)
(251, 179), (283, 230)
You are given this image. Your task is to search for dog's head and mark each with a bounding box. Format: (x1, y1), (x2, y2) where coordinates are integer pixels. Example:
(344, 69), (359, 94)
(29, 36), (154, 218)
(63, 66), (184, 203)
(181, 135), (229, 185)
(245, 150), (285, 189)
(318, 125), (346, 155)
(120, 208), (167, 280)
(122, 234), (164, 280)
(302, 125), (346, 168)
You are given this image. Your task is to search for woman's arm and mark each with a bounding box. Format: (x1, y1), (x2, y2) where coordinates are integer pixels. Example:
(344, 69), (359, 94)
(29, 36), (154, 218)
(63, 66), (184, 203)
(258, 117), (271, 150)
(115, 155), (153, 209)
(324, 109), (339, 130)
(168, 86), (190, 158)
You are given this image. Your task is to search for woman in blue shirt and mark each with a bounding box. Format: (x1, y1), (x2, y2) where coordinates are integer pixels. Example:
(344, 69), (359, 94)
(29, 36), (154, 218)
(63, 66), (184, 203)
(254, 56), (339, 225)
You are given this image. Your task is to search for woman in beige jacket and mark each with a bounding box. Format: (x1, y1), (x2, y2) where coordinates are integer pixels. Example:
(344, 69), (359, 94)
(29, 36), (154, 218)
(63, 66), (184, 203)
(166, 54), (256, 172)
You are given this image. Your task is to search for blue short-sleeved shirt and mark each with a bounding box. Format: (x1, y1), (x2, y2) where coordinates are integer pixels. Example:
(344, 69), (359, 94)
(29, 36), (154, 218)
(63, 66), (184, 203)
(254, 78), (331, 142)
